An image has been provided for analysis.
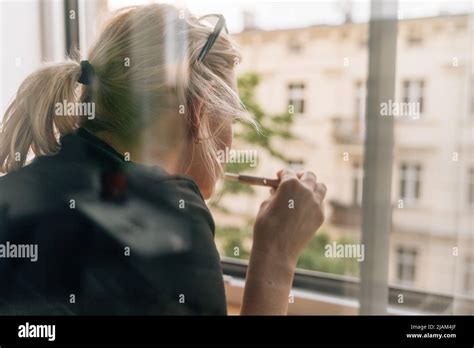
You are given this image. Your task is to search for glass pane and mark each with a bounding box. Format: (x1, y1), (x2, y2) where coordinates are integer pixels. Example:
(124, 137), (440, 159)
(389, 1), (473, 314)
(99, 0), (473, 315)
(212, 2), (370, 285)
(1, 0), (472, 317)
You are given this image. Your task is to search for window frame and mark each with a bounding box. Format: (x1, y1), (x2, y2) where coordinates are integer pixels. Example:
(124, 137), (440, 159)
(64, 0), (80, 55)
(402, 79), (425, 116)
(287, 82), (306, 115)
(68, 0), (474, 316)
(464, 256), (474, 296)
(221, 257), (461, 314)
(354, 80), (366, 129)
(399, 162), (422, 206)
(287, 38), (303, 54)
(396, 246), (418, 286)
(352, 162), (363, 206)
(468, 167), (474, 207)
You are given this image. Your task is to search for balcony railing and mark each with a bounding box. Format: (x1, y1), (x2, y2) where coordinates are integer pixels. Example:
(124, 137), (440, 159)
(329, 200), (362, 228)
(331, 116), (365, 145)
(221, 257), (474, 315)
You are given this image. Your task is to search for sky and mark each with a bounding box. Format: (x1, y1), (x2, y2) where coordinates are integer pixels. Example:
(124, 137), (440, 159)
(108, 0), (473, 33)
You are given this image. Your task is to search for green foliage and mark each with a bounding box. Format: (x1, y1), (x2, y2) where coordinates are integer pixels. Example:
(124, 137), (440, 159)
(297, 232), (360, 276)
(215, 225), (251, 260)
(211, 72), (296, 208)
(234, 73), (295, 161)
(214, 72), (358, 277)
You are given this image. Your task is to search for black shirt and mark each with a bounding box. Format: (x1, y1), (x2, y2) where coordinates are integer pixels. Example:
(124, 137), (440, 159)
(0, 128), (227, 315)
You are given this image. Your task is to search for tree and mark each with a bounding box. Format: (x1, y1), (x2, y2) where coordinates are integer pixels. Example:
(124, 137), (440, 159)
(211, 72), (295, 204)
(297, 232), (359, 276)
(213, 72), (296, 257)
(214, 72), (359, 277)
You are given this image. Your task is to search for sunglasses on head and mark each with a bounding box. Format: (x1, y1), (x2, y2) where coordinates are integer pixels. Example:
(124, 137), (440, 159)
(195, 14), (229, 63)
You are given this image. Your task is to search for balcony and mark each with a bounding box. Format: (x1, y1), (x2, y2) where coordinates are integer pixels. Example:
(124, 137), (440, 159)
(329, 200), (362, 228)
(331, 116), (364, 145)
(222, 258), (473, 315)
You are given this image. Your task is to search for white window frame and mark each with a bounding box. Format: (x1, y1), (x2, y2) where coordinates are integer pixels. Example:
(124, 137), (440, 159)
(470, 76), (474, 120)
(352, 163), (363, 206)
(464, 257), (474, 296)
(399, 163), (422, 206)
(402, 80), (424, 116)
(396, 246), (418, 286)
(288, 83), (305, 114)
(468, 167), (474, 208)
(288, 39), (303, 54)
(355, 81), (366, 136)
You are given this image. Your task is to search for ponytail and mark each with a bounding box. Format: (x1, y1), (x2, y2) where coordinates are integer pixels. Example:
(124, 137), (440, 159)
(1, 4), (254, 179)
(0, 60), (82, 173)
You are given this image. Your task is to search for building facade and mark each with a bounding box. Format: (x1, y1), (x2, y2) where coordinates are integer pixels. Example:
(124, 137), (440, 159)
(225, 14), (474, 299)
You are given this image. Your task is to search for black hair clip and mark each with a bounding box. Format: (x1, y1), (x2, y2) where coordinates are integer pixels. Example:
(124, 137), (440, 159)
(78, 60), (96, 85)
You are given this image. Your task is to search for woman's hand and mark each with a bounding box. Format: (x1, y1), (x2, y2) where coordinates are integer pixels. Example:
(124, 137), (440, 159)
(253, 168), (327, 264)
(240, 168), (327, 315)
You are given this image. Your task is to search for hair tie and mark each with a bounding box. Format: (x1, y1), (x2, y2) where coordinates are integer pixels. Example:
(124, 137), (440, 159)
(78, 60), (96, 85)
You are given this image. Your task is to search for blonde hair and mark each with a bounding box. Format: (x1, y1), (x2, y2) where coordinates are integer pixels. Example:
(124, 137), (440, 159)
(0, 4), (252, 181)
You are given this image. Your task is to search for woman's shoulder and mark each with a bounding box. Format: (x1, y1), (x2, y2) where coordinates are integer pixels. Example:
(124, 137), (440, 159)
(0, 139), (226, 315)
(0, 149), (217, 250)
(0, 131), (215, 236)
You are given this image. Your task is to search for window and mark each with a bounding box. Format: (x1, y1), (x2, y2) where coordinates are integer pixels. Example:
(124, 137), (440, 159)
(288, 83), (305, 114)
(354, 81), (366, 134)
(288, 39), (303, 54)
(468, 168), (474, 207)
(396, 247), (418, 285)
(406, 34), (423, 46)
(352, 163), (363, 206)
(406, 26), (423, 47)
(465, 257), (474, 295)
(402, 80), (424, 115)
(22, 0), (470, 316)
(399, 163), (422, 205)
(288, 159), (304, 172)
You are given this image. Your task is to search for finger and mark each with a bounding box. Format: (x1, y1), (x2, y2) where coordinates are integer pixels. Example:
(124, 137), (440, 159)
(296, 171), (304, 179)
(301, 171), (318, 191)
(314, 183), (327, 202)
(277, 168), (297, 182)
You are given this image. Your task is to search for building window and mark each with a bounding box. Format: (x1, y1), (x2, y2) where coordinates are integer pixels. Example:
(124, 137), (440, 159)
(403, 80), (424, 115)
(464, 257), (474, 295)
(288, 83), (305, 114)
(407, 35), (423, 46)
(288, 39), (303, 54)
(400, 163), (422, 205)
(406, 27), (423, 46)
(468, 168), (474, 207)
(354, 81), (366, 134)
(288, 159), (304, 172)
(352, 162), (363, 206)
(358, 37), (368, 48)
(396, 246), (418, 285)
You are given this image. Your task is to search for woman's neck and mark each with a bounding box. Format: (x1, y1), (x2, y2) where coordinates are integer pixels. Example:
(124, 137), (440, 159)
(94, 131), (185, 175)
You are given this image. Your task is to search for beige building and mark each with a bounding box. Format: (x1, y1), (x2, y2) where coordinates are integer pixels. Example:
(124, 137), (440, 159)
(218, 14), (474, 299)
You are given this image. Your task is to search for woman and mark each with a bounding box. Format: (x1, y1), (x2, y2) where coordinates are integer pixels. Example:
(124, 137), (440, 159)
(0, 4), (326, 315)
